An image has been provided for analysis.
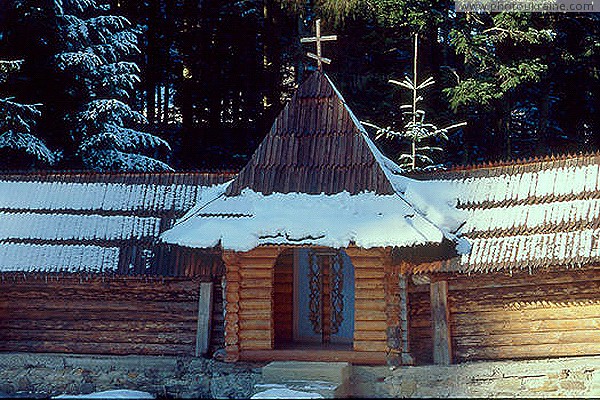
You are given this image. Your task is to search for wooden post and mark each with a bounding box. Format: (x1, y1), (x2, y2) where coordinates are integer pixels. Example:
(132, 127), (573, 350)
(346, 246), (389, 354)
(399, 275), (414, 365)
(195, 282), (214, 356)
(222, 251), (241, 362)
(430, 280), (452, 365)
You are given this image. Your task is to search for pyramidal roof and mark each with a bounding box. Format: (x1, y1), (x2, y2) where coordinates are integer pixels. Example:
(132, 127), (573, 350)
(160, 71), (467, 252)
(225, 70), (396, 196)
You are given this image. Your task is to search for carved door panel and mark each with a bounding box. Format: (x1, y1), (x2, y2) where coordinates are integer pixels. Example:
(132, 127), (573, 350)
(295, 248), (354, 344)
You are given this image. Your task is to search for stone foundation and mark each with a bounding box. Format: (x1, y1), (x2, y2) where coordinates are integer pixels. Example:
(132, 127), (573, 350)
(1, 353), (600, 398)
(0, 353), (262, 399)
(353, 355), (600, 398)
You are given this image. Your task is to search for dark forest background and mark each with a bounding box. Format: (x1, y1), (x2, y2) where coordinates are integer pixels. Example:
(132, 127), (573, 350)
(0, 0), (598, 171)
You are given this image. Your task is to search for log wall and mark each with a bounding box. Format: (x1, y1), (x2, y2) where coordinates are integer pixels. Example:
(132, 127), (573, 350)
(409, 268), (600, 364)
(346, 248), (389, 355)
(0, 275), (223, 356)
(224, 247), (280, 361)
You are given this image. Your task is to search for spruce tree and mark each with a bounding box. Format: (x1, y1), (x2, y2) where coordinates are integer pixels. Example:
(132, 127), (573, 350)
(0, 59), (56, 169)
(1, 0), (171, 171)
(363, 34), (465, 171)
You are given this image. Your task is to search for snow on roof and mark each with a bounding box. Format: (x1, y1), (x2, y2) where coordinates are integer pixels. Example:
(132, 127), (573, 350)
(416, 153), (600, 273)
(161, 71), (467, 252)
(0, 243), (120, 273)
(161, 179), (465, 252)
(0, 171), (233, 274)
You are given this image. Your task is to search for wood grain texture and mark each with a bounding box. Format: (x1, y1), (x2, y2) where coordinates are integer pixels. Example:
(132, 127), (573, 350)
(225, 70), (395, 196)
(0, 276), (218, 357)
(409, 268), (600, 364)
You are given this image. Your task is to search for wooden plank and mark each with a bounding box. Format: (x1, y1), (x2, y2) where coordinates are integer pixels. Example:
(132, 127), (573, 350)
(0, 319), (197, 333)
(430, 280), (452, 365)
(355, 320), (388, 331)
(239, 299), (272, 311)
(1, 329), (196, 345)
(0, 299), (197, 314)
(455, 342), (600, 361)
(0, 309), (198, 323)
(355, 311), (387, 321)
(240, 287), (273, 299)
(240, 349), (387, 364)
(240, 269), (272, 279)
(355, 280), (385, 290)
(0, 340), (194, 356)
(452, 316), (600, 336)
(451, 303), (600, 324)
(354, 340), (387, 352)
(355, 299), (386, 312)
(239, 329), (272, 341)
(455, 329), (600, 347)
(240, 339), (272, 350)
(353, 269), (386, 279)
(354, 330), (387, 341)
(195, 282), (213, 357)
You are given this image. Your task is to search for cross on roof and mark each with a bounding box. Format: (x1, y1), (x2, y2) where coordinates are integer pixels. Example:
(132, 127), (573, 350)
(300, 19), (337, 70)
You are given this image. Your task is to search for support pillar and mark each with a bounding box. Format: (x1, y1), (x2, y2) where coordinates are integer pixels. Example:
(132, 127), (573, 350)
(222, 251), (241, 362)
(430, 279), (452, 365)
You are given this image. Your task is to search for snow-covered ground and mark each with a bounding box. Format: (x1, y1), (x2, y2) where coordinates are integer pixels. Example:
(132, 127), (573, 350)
(52, 390), (154, 399)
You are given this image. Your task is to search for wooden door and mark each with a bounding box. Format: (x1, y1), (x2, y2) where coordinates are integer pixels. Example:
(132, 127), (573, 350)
(294, 248), (354, 344)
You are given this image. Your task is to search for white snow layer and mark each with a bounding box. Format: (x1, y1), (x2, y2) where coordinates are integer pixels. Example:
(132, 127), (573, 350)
(461, 228), (600, 268)
(162, 77), (467, 252)
(0, 180), (201, 212)
(0, 244), (120, 272)
(460, 198), (600, 235)
(0, 213), (160, 241)
(251, 388), (324, 399)
(448, 164), (599, 206)
(161, 182), (465, 252)
(53, 390), (154, 399)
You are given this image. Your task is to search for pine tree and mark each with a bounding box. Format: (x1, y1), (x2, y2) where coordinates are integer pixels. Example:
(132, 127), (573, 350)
(0, 59), (56, 169)
(363, 34), (465, 171)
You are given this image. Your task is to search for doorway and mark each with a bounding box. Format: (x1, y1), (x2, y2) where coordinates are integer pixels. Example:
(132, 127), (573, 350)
(273, 248), (355, 349)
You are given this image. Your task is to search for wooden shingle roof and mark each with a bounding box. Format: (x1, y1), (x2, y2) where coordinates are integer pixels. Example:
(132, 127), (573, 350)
(0, 171), (235, 274)
(225, 70), (396, 196)
(414, 153), (600, 274)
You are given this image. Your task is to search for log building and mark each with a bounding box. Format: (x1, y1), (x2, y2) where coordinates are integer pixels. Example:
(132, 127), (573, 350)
(0, 171), (233, 356)
(1, 69), (599, 367)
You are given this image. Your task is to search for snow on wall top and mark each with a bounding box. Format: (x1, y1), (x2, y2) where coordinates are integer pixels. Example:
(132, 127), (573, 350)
(0, 171), (233, 273)
(417, 153), (600, 273)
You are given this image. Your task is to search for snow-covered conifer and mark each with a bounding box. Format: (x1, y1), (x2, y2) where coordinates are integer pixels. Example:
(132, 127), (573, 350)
(53, 0), (171, 171)
(0, 60), (56, 168)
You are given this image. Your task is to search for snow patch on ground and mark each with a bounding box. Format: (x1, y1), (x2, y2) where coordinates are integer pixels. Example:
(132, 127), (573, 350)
(52, 390), (154, 399)
(251, 388), (324, 399)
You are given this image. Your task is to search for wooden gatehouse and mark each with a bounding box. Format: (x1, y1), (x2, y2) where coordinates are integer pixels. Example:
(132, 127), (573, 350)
(163, 69), (600, 366)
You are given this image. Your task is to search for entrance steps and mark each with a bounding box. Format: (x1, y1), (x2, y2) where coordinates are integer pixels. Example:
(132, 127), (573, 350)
(252, 361), (351, 398)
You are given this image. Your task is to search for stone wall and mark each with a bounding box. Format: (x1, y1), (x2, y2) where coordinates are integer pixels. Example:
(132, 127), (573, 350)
(0, 353), (263, 399)
(2, 353), (600, 398)
(357, 356), (600, 398)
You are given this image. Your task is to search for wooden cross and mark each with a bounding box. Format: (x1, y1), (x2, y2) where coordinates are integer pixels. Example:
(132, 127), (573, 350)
(300, 19), (337, 70)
